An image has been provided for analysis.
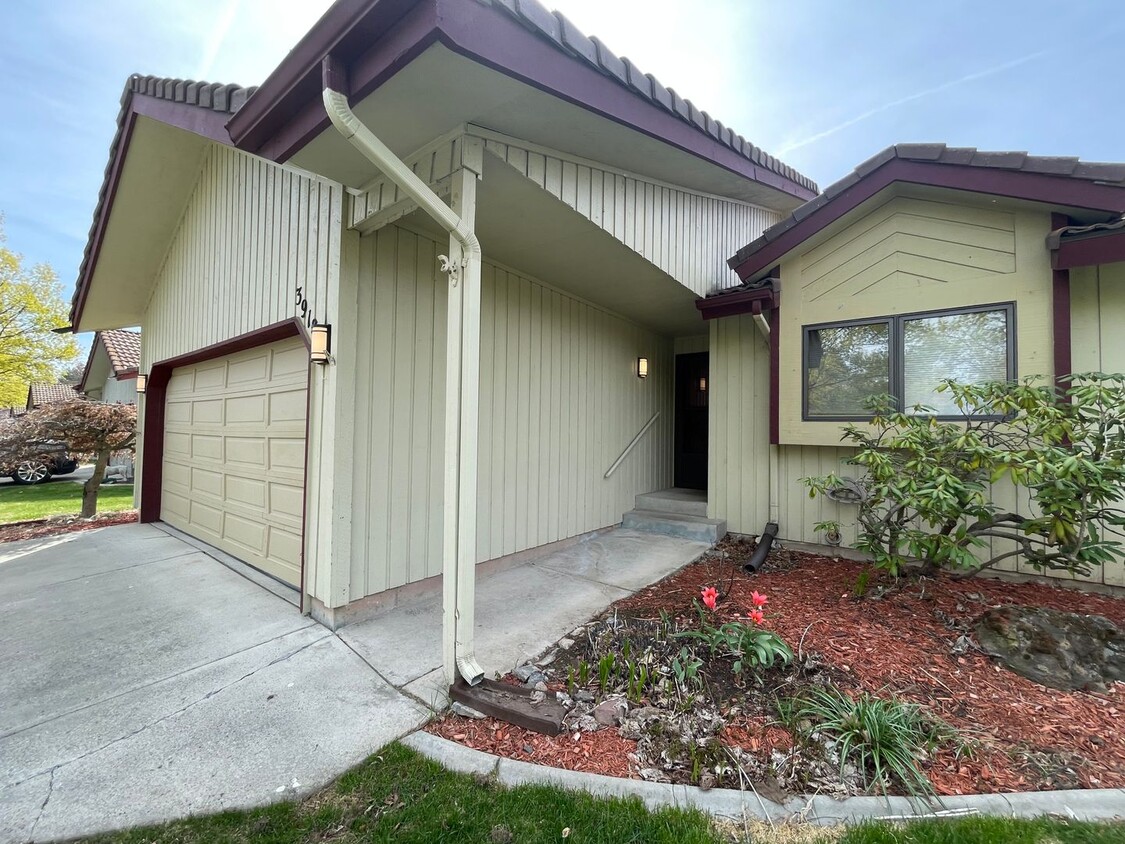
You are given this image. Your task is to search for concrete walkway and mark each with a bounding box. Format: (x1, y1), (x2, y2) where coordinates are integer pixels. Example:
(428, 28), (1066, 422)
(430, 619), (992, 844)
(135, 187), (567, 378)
(0, 523), (706, 843)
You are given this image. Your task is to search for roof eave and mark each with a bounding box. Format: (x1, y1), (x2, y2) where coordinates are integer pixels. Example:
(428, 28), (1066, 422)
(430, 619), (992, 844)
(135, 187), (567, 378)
(1051, 227), (1125, 269)
(227, 0), (816, 202)
(729, 158), (1125, 282)
(71, 87), (235, 331)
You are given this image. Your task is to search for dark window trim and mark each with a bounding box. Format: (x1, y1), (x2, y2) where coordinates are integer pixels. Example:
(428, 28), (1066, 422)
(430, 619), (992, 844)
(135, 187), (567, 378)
(801, 302), (1017, 422)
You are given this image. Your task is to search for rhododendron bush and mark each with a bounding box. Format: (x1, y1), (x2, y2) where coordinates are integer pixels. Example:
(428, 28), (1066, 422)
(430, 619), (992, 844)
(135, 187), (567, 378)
(805, 375), (1125, 579)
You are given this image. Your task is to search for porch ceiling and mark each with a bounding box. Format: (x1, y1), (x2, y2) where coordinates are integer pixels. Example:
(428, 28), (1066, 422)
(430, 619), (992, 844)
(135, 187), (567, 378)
(397, 153), (704, 336)
(289, 43), (802, 210)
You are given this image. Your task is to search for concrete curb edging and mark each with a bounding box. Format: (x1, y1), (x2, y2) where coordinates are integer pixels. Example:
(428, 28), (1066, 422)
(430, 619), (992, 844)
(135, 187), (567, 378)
(403, 732), (1125, 826)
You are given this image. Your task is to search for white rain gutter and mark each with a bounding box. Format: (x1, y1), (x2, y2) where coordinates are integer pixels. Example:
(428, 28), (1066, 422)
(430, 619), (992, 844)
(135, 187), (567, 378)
(322, 62), (484, 687)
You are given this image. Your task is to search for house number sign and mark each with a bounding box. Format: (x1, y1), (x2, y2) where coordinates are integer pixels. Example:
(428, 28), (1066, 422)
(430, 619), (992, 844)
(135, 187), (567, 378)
(294, 283), (319, 329)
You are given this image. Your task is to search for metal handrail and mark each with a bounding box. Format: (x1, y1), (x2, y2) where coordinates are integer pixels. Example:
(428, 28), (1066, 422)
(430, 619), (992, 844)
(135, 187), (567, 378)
(604, 411), (661, 479)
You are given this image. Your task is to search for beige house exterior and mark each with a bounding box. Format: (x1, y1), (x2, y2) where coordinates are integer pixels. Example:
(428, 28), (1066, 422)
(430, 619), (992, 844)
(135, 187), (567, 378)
(706, 145), (1125, 588)
(71, 1), (1125, 685)
(70, 0), (818, 682)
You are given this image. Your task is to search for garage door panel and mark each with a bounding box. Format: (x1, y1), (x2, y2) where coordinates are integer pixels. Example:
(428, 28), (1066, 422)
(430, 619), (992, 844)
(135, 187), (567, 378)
(228, 354), (270, 385)
(190, 434), (223, 461)
(272, 342), (307, 374)
(165, 400), (192, 424)
(164, 432), (192, 459)
(269, 389), (307, 424)
(225, 436), (267, 466)
(189, 499), (224, 534)
(161, 336), (307, 588)
(224, 512), (268, 554)
(192, 363), (227, 391)
(269, 438), (305, 471)
(191, 467), (224, 497)
(227, 475), (267, 508)
(269, 483), (305, 520)
(225, 394), (267, 424)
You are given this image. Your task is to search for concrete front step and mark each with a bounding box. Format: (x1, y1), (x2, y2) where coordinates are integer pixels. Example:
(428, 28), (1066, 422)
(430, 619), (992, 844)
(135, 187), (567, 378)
(621, 509), (727, 543)
(634, 488), (708, 517)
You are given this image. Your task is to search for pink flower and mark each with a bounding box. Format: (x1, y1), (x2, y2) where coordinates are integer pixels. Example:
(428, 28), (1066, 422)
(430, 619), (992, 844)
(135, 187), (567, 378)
(700, 586), (718, 610)
(751, 591), (768, 608)
(748, 609), (765, 625)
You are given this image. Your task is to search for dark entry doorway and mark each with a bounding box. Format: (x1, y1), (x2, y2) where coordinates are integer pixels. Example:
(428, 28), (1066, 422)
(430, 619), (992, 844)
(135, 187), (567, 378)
(674, 352), (708, 490)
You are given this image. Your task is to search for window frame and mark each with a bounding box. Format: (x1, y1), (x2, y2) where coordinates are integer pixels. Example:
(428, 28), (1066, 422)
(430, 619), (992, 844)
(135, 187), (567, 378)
(801, 302), (1017, 422)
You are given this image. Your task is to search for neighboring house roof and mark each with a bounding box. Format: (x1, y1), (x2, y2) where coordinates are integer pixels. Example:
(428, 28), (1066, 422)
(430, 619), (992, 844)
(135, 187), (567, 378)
(27, 383), (78, 409)
(727, 143), (1125, 283)
(100, 329), (142, 375)
(78, 329), (142, 395)
(1047, 215), (1125, 269)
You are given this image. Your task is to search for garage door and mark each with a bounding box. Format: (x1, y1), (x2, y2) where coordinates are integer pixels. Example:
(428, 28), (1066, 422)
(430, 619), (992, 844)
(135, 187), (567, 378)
(161, 337), (307, 587)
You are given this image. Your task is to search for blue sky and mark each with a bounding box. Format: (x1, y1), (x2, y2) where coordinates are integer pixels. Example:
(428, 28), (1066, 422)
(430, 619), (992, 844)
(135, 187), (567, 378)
(1, 0), (1122, 343)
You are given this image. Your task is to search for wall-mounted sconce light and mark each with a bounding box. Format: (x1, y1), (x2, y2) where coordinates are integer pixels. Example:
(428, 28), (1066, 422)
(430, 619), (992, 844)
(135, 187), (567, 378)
(698, 376), (707, 392)
(310, 324), (332, 364)
(636, 357), (649, 379)
(135, 374), (147, 394)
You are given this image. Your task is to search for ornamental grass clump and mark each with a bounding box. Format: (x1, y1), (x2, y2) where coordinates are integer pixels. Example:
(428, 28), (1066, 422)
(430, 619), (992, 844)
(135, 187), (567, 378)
(779, 686), (962, 797)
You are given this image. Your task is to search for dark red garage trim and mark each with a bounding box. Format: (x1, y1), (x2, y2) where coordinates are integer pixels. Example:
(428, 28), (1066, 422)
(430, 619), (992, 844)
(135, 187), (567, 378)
(140, 318), (310, 523)
(1051, 213), (1072, 390)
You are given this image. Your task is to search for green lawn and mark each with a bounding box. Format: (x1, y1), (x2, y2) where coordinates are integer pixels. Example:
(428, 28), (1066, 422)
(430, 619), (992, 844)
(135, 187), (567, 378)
(79, 743), (1123, 844)
(0, 481), (135, 523)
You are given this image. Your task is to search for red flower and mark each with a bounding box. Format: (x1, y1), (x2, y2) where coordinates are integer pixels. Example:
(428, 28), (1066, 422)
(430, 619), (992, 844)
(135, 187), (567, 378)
(748, 609), (765, 625)
(751, 591), (768, 608)
(700, 586), (718, 610)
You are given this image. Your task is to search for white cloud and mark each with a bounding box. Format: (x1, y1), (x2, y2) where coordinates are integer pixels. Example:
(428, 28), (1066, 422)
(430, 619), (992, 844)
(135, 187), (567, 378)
(776, 49), (1050, 156)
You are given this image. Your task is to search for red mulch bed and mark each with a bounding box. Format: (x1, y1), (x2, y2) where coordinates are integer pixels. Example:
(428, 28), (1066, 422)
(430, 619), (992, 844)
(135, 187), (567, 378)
(0, 510), (139, 543)
(429, 544), (1125, 796)
(426, 716), (639, 778)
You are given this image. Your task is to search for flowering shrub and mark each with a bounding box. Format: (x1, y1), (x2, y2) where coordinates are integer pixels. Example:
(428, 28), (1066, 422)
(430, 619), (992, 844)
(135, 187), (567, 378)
(679, 588), (793, 673)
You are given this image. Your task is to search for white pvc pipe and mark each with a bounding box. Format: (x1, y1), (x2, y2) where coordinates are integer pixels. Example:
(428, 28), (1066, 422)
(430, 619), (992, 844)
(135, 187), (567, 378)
(323, 87), (484, 687)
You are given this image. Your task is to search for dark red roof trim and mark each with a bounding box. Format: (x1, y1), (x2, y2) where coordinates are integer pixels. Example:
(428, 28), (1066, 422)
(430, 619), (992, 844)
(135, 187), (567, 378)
(695, 285), (777, 321)
(228, 0), (816, 200)
(70, 77), (244, 327)
(729, 146), (1125, 282)
(1048, 217), (1125, 269)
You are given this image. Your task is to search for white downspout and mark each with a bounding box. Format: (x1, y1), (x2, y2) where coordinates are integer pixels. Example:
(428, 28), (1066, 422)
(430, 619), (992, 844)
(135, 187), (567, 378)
(752, 313), (781, 525)
(322, 79), (484, 687)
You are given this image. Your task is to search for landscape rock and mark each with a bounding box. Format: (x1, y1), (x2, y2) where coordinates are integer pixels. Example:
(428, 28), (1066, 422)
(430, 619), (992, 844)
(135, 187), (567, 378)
(575, 690), (595, 703)
(513, 664), (538, 682)
(558, 637), (575, 650)
(591, 697), (628, 726)
(451, 701), (487, 719)
(577, 714), (600, 732)
(976, 605), (1125, 691)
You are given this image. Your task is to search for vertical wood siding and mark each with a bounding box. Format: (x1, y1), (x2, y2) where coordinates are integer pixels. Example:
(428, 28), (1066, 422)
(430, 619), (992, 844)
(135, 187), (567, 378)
(349, 224), (673, 597)
(1069, 261), (1125, 587)
(141, 145), (343, 368)
(707, 314), (770, 533)
(479, 135), (779, 297)
(139, 144), (345, 604)
(348, 135), (464, 229)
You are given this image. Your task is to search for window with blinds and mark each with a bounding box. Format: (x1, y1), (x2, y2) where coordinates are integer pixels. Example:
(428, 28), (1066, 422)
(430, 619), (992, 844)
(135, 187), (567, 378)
(803, 304), (1014, 420)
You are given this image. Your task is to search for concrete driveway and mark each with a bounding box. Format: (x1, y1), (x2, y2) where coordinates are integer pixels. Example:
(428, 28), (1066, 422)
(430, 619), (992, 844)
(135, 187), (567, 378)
(0, 521), (707, 843)
(0, 524), (429, 843)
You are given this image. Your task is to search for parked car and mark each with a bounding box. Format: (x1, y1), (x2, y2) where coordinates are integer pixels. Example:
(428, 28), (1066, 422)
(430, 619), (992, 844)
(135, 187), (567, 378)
(4, 440), (79, 485)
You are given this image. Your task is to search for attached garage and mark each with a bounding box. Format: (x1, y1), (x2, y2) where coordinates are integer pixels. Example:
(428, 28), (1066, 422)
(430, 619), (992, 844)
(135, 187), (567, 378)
(159, 337), (308, 588)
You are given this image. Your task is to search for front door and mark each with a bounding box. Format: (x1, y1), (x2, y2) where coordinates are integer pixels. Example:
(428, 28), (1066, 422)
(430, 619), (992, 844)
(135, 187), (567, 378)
(674, 352), (708, 490)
